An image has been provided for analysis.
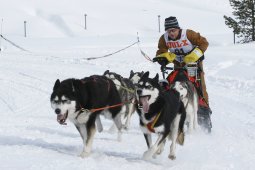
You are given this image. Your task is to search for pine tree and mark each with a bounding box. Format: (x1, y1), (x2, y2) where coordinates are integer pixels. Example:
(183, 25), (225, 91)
(224, 0), (255, 43)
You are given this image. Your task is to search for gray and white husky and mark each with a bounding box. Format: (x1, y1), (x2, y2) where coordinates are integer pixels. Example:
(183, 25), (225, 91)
(129, 70), (144, 84)
(103, 70), (136, 130)
(173, 81), (199, 133)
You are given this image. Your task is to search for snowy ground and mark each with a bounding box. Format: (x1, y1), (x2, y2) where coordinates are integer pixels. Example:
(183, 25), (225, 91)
(1, 0), (255, 170)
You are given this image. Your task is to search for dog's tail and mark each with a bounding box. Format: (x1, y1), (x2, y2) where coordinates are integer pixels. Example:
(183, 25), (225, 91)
(177, 101), (186, 145)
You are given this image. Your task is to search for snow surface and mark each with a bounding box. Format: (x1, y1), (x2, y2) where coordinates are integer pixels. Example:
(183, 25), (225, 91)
(1, 0), (255, 170)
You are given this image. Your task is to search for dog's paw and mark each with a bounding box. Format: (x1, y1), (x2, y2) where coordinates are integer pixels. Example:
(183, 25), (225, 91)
(123, 127), (129, 131)
(187, 128), (194, 134)
(143, 147), (155, 160)
(152, 154), (157, 159)
(156, 147), (164, 155)
(108, 124), (117, 134)
(79, 151), (90, 158)
(142, 150), (151, 160)
(168, 154), (176, 160)
(117, 132), (122, 142)
(97, 126), (103, 133)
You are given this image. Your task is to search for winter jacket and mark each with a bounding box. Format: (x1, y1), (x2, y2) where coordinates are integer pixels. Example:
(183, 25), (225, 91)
(156, 29), (209, 56)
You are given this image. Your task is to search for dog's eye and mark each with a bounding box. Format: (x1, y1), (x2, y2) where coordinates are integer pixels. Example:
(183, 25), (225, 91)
(62, 100), (71, 104)
(53, 100), (59, 104)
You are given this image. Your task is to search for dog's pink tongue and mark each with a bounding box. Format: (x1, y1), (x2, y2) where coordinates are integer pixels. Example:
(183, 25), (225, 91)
(139, 97), (149, 113)
(57, 114), (66, 125)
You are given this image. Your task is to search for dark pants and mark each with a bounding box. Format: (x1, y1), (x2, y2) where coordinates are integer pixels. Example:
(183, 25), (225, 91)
(198, 62), (209, 105)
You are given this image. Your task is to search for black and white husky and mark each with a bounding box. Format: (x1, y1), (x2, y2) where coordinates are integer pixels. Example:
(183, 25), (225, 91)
(136, 72), (186, 160)
(103, 70), (136, 130)
(129, 70), (144, 84)
(50, 75), (123, 157)
(173, 81), (199, 133)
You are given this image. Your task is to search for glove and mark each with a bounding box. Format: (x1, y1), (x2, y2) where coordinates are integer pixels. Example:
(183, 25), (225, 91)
(152, 56), (168, 66)
(158, 52), (176, 63)
(153, 52), (176, 65)
(184, 47), (203, 64)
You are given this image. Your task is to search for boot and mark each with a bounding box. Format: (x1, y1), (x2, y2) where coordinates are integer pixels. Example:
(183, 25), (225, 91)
(198, 99), (212, 133)
(197, 62), (212, 133)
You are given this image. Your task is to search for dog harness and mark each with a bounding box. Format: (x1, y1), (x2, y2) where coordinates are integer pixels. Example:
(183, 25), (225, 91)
(146, 111), (161, 133)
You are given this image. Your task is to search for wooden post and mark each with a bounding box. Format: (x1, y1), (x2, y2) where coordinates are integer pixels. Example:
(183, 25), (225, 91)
(84, 14), (87, 30)
(158, 15), (161, 33)
(24, 21), (27, 37)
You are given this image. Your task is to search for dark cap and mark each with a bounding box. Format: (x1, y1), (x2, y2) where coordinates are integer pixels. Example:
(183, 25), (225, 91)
(164, 16), (180, 31)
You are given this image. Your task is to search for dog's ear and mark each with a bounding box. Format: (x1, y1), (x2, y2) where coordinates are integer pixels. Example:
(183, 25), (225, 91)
(129, 70), (134, 79)
(142, 71), (149, 79)
(141, 71), (144, 75)
(104, 70), (109, 75)
(153, 73), (159, 82)
(53, 79), (61, 91)
(71, 79), (80, 92)
(130, 70), (134, 77)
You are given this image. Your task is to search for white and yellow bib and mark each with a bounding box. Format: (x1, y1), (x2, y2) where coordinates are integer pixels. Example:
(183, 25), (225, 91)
(164, 29), (195, 62)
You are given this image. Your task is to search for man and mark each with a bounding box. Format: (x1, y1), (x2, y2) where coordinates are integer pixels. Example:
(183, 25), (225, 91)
(153, 16), (212, 131)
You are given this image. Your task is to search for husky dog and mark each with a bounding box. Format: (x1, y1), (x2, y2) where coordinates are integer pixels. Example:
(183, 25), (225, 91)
(173, 81), (199, 133)
(129, 70), (144, 84)
(136, 72), (186, 160)
(167, 68), (211, 132)
(103, 70), (136, 129)
(50, 75), (123, 158)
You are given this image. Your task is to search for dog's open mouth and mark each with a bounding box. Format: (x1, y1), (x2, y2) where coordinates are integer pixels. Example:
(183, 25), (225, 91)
(57, 111), (68, 125)
(138, 95), (151, 113)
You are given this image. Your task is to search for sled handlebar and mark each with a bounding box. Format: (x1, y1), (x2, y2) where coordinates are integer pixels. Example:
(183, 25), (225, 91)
(160, 65), (173, 79)
(160, 65), (174, 71)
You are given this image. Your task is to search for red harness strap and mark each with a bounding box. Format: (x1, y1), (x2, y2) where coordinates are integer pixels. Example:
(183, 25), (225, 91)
(167, 70), (178, 84)
(145, 112), (161, 133)
(147, 122), (155, 133)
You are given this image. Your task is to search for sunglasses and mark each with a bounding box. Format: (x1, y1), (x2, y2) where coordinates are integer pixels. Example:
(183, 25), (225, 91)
(167, 28), (178, 33)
